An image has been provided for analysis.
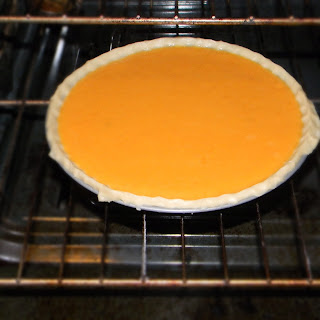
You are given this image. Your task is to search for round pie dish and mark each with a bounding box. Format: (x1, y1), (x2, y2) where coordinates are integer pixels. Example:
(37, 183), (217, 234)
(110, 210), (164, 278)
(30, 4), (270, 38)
(46, 37), (320, 213)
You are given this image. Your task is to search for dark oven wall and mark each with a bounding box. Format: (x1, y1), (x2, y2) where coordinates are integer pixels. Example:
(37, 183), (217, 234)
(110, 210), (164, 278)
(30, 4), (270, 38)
(0, 0), (319, 290)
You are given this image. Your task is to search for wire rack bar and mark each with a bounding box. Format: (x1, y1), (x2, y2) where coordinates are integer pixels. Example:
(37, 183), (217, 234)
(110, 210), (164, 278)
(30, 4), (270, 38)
(141, 213), (147, 282)
(180, 216), (187, 283)
(0, 16), (320, 25)
(252, 6), (266, 56)
(58, 184), (73, 283)
(200, 0), (205, 18)
(98, 0), (105, 15)
(2, 278), (320, 288)
(137, 0), (143, 18)
(290, 181), (313, 283)
(209, 0), (215, 18)
(280, 16), (306, 91)
(219, 213), (229, 284)
(225, 0), (231, 18)
(0, 100), (48, 107)
(149, 0), (153, 17)
(99, 205), (109, 284)
(256, 202), (271, 283)
(174, 0), (179, 18)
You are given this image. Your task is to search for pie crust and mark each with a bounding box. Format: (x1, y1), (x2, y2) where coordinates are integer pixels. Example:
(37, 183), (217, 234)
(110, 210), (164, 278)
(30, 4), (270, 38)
(46, 37), (320, 212)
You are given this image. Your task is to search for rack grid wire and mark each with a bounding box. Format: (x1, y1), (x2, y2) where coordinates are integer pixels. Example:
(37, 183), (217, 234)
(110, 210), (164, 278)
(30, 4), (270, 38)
(0, 0), (319, 289)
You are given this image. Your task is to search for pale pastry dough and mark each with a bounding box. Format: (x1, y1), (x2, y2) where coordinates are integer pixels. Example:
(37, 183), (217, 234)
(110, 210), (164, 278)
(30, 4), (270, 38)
(46, 37), (320, 212)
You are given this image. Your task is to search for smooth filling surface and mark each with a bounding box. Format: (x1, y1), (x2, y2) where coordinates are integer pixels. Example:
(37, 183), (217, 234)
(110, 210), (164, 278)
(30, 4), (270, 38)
(58, 46), (302, 200)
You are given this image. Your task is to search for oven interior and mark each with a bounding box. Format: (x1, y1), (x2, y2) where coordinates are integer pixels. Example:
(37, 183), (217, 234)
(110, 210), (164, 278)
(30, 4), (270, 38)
(0, 0), (319, 290)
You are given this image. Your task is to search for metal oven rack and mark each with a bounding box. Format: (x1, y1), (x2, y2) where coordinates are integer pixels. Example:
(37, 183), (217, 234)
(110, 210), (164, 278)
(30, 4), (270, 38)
(0, 0), (319, 289)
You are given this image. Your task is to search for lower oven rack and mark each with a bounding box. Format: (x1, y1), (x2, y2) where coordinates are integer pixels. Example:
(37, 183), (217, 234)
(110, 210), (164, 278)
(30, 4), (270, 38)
(1, 173), (320, 289)
(0, 0), (319, 289)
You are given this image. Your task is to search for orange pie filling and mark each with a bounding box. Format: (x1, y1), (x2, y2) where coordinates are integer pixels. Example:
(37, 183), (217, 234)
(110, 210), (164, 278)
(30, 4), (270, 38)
(57, 46), (303, 200)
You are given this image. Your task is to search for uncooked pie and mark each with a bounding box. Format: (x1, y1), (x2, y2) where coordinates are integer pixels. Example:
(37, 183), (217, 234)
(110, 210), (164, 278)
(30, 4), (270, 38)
(46, 37), (320, 212)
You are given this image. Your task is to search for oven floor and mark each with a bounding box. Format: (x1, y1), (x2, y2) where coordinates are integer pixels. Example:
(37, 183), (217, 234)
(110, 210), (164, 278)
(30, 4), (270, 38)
(0, 294), (319, 319)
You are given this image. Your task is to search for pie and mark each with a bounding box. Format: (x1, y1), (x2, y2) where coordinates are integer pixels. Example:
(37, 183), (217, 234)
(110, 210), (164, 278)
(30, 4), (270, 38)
(46, 37), (320, 212)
